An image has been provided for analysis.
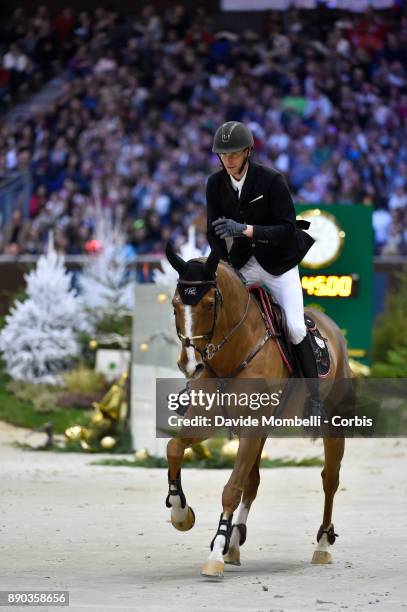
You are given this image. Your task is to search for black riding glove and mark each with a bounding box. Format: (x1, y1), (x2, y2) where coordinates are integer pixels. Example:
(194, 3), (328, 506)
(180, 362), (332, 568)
(212, 218), (247, 239)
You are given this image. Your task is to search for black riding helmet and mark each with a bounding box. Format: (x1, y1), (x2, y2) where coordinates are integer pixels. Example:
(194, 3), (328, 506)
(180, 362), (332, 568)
(212, 121), (254, 154)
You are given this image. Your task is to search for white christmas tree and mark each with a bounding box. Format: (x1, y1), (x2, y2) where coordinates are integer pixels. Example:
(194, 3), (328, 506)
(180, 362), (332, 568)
(153, 225), (209, 286)
(0, 234), (89, 385)
(78, 209), (134, 325)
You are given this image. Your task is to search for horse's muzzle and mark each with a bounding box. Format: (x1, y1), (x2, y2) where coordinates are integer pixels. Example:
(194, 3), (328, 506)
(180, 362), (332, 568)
(178, 360), (205, 379)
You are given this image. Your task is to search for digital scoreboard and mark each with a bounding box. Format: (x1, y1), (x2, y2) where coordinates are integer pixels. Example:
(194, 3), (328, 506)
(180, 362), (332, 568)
(296, 205), (373, 364)
(301, 274), (359, 298)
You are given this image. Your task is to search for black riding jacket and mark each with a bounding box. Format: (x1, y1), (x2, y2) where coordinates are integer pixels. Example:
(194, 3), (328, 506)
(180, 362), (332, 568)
(206, 161), (314, 275)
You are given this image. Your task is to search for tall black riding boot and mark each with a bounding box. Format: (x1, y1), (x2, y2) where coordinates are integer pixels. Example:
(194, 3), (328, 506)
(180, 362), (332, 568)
(293, 335), (327, 421)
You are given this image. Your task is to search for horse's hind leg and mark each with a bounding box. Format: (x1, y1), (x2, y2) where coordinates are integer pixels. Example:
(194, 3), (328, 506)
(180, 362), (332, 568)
(201, 437), (263, 578)
(166, 436), (205, 531)
(312, 437), (345, 564)
(223, 437), (267, 566)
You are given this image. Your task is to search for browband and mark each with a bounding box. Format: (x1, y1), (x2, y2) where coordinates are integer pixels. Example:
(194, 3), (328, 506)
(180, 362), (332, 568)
(177, 280), (216, 306)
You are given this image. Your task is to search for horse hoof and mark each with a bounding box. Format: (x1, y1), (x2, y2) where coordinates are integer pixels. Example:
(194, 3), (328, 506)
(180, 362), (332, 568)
(311, 550), (332, 564)
(201, 560), (224, 579)
(223, 547), (241, 566)
(171, 506), (195, 531)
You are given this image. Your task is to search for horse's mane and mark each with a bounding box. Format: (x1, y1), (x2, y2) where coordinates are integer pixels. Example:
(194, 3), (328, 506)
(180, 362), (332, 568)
(218, 261), (248, 288)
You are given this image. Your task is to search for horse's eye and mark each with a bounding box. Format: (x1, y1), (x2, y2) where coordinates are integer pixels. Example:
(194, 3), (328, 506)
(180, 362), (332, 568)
(207, 302), (214, 310)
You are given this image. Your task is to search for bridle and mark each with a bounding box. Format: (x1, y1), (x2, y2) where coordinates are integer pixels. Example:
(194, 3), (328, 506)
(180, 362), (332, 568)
(175, 277), (251, 362)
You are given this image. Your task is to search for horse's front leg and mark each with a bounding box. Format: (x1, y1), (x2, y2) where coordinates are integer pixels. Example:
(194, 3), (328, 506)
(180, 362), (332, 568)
(312, 437), (345, 564)
(223, 437), (267, 566)
(201, 437), (263, 579)
(166, 436), (205, 531)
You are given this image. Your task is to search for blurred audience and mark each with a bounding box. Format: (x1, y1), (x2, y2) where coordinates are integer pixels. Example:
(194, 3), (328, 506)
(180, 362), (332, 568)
(0, 4), (406, 257)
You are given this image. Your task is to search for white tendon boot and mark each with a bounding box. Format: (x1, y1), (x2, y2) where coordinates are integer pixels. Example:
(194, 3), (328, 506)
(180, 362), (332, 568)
(223, 502), (249, 566)
(311, 523), (338, 564)
(166, 470), (195, 532)
(201, 513), (233, 579)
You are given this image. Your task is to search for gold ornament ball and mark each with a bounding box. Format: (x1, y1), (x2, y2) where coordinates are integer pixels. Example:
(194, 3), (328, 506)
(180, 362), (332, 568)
(134, 448), (149, 461)
(89, 339), (98, 350)
(64, 425), (83, 442)
(139, 342), (149, 352)
(91, 411), (104, 424)
(220, 439), (239, 458)
(349, 358), (371, 377)
(157, 292), (168, 304)
(183, 448), (195, 461)
(192, 442), (211, 460)
(261, 448), (269, 461)
(100, 436), (116, 450)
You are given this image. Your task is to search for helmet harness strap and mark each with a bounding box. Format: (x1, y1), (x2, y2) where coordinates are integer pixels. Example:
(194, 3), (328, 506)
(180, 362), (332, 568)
(237, 149), (250, 176)
(217, 148), (250, 180)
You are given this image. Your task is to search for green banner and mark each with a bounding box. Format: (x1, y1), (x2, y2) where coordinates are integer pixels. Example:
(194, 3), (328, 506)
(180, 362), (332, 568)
(296, 204), (373, 365)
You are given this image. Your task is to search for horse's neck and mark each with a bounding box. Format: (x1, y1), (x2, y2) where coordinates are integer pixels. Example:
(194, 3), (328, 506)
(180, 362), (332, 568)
(218, 265), (248, 320)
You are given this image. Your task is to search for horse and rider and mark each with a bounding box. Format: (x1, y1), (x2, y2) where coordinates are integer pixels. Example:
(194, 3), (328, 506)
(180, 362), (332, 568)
(165, 122), (352, 578)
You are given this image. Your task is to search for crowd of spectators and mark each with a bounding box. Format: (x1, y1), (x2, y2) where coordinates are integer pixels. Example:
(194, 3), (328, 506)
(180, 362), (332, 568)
(0, 5), (120, 109)
(0, 4), (406, 258)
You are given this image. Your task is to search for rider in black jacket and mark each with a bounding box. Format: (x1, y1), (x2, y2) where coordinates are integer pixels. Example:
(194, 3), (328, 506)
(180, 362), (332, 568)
(206, 121), (323, 416)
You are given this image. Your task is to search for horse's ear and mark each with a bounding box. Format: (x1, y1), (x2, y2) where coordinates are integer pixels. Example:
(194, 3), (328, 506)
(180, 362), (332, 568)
(165, 242), (187, 275)
(204, 248), (220, 278)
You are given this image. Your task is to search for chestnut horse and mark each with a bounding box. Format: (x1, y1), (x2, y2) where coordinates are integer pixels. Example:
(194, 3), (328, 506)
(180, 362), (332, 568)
(165, 243), (351, 578)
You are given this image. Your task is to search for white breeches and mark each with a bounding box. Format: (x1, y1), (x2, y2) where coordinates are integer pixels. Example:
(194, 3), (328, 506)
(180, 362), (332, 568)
(238, 256), (306, 345)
